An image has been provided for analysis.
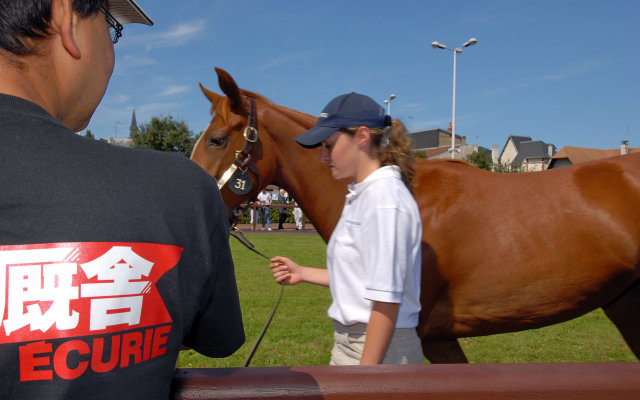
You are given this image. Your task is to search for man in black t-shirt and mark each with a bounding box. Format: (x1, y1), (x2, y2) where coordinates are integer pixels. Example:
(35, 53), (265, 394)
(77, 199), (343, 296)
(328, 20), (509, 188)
(0, 1), (244, 399)
(277, 189), (288, 229)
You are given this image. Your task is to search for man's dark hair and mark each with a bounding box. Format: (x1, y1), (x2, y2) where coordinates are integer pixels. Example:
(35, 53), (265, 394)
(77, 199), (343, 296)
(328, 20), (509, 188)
(0, 0), (102, 56)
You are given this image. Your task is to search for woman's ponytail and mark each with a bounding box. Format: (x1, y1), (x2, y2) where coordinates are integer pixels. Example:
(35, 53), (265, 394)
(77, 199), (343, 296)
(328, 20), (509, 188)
(346, 120), (415, 192)
(376, 119), (415, 192)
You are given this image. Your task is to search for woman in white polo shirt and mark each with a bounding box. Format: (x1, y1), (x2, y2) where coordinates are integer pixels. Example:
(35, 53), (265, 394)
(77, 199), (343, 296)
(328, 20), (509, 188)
(269, 93), (422, 365)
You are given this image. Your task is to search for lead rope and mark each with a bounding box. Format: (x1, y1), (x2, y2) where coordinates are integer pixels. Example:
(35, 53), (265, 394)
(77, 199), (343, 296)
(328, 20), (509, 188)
(229, 226), (285, 367)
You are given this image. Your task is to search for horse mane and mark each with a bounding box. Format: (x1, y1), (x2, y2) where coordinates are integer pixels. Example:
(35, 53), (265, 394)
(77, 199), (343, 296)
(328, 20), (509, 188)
(240, 88), (316, 129)
(240, 88), (270, 104)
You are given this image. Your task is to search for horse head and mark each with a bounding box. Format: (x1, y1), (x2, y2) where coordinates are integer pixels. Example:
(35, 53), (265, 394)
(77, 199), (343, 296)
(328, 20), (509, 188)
(191, 67), (320, 223)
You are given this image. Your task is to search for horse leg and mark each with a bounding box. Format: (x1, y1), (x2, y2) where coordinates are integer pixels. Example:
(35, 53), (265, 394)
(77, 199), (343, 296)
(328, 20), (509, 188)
(602, 280), (640, 359)
(421, 338), (469, 363)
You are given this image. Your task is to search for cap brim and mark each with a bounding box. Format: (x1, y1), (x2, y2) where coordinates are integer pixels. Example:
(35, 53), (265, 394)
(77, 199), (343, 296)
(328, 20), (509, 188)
(294, 125), (339, 148)
(108, 0), (153, 26)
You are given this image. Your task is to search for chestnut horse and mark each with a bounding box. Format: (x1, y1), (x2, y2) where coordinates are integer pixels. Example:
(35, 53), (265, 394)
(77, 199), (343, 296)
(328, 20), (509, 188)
(192, 68), (640, 363)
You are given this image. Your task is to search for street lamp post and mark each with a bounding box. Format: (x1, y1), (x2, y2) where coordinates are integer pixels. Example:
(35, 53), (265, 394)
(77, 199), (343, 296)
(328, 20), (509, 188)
(431, 38), (477, 159)
(383, 94), (396, 115)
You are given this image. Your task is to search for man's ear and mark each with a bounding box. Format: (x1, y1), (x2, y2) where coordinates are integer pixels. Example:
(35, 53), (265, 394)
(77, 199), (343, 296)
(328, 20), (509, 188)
(53, 0), (82, 59)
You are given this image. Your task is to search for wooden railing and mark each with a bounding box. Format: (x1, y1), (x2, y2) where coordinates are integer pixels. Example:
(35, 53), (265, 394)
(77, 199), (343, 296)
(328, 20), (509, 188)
(171, 363), (640, 399)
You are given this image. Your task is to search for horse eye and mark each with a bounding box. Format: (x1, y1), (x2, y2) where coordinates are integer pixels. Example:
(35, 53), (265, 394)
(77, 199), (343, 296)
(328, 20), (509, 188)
(208, 136), (228, 148)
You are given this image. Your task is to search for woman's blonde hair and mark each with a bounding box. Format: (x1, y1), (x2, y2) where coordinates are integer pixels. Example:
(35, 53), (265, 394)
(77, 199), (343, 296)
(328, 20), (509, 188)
(343, 119), (415, 192)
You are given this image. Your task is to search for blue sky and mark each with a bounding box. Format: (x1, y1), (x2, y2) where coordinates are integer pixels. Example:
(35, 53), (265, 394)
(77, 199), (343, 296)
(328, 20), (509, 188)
(86, 0), (639, 152)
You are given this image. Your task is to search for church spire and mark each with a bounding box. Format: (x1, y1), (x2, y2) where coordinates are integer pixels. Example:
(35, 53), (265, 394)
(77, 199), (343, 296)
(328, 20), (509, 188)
(130, 109), (138, 136)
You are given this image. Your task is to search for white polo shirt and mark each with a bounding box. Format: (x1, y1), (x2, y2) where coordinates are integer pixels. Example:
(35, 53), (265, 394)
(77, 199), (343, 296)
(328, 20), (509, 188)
(257, 190), (271, 206)
(326, 166), (422, 328)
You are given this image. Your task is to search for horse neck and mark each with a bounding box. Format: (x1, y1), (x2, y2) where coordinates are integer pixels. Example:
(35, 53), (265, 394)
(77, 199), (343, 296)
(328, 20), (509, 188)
(261, 105), (347, 242)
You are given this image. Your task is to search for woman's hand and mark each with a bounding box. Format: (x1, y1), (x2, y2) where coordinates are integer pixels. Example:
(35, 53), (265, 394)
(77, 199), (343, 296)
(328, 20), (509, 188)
(269, 256), (304, 285)
(269, 256), (330, 287)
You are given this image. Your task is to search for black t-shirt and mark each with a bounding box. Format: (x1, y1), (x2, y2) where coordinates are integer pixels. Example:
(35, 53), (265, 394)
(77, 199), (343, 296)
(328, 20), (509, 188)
(0, 94), (244, 399)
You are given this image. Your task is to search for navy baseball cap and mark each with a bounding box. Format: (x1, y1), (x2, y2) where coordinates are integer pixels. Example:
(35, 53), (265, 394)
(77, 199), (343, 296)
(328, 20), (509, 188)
(295, 93), (389, 148)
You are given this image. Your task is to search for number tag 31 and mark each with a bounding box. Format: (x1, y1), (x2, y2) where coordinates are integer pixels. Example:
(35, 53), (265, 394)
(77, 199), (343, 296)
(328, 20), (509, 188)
(230, 170), (252, 195)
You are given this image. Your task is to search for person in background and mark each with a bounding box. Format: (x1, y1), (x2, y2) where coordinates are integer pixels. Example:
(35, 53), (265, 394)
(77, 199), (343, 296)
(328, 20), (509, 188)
(268, 188), (275, 227)
(292, 200), (303, 230)
(257, 188), (272, 231)
(249, 201), (255, 225)
(269, 93), (422, 365)
(0, 1), (244, 398)
(277, 188), (288, 229)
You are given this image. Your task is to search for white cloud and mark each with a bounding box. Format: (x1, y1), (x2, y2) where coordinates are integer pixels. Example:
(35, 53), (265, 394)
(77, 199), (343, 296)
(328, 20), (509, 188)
(138, 102), (181, 116)
(483, 87), (509, 97)
(143, 19), (207, 50)
(112, 54), (156, 76)
(539, 59), (607, 81)
(159, 85), (190, 97)
(401, 102), (428, 113)
(257, 52), (312, 71)
(107, 94), (130, 104)
(122, 54), (156, 67)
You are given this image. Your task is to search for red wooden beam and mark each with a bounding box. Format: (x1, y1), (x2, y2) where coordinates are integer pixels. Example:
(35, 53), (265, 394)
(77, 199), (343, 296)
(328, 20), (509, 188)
(172, 363), (640, 400)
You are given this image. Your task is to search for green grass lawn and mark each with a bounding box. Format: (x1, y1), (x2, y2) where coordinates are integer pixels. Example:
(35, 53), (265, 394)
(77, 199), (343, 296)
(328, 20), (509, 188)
(178, 234), (637, 367)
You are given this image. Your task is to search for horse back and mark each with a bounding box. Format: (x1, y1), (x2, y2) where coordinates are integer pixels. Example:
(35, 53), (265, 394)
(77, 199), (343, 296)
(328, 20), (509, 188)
(414, 154), (640, 337)
(414, 154), (640, 243)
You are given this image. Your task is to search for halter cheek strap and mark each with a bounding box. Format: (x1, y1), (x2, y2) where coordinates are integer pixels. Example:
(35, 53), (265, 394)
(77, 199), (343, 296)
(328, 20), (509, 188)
(217, 98), (259, 189)
(216, 97), (263, 226)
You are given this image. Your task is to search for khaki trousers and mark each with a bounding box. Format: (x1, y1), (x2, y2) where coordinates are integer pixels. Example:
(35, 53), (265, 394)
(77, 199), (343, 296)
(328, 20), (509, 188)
(329, 321), (423, 365)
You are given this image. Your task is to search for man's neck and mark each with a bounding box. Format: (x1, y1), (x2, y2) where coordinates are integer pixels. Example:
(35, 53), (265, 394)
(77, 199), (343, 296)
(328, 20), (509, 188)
(0, 55), (59, 118)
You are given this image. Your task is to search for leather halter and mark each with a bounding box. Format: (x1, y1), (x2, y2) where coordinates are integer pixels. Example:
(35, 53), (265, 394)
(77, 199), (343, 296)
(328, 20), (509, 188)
(216, 97), (262, 226)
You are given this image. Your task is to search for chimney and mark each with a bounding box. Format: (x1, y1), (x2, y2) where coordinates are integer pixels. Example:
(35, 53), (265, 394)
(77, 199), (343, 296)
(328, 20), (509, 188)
(548, 144), (554, 157)
(621, 140), (629, 155)
(491, 145), (499, 165)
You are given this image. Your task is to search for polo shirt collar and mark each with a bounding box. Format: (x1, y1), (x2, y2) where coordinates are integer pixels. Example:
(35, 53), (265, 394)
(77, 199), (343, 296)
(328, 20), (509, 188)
(346, 165), (400, 202)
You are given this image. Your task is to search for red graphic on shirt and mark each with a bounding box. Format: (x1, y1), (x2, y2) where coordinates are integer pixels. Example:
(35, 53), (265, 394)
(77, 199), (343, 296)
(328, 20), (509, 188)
(0, 242), (182, 381)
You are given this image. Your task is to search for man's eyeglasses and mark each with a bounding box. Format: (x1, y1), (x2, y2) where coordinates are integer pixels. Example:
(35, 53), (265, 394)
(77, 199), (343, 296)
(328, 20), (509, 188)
(100, 7), (123, 44)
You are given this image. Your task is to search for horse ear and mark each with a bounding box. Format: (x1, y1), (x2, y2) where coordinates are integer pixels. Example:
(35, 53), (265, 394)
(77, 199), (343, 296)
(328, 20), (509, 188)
(215, 67), (248, 117)
(199, 83), (222, 105)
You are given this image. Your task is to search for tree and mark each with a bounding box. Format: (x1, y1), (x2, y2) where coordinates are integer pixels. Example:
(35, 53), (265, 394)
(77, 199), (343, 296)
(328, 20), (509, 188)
(413, 150), (427, 159)
(131, 115), (196, 157)
(463, 151), (493, 171)
(493, 163), (524, 173)
(84, 130), (95, 139)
